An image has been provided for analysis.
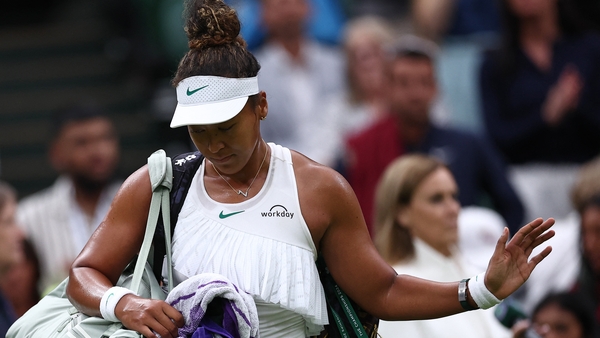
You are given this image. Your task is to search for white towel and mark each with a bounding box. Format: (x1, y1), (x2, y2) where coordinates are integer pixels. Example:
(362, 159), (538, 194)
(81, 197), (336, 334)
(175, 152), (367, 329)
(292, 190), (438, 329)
(166, 273), (260, 338)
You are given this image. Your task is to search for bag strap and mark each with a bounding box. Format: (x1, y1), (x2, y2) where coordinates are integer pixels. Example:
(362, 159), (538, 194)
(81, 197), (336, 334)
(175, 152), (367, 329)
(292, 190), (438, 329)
(152, 151), (204, 282)
(317, 255), (370, 338)
(167, 151), (203, 235)
(329, 282), (368, 338)
(130, 149), (174, 294)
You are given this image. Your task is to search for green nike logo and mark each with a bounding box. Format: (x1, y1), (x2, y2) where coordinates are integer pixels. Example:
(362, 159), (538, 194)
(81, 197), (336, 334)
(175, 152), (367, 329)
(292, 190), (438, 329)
(219, 210), (245, 219)
(186, 85), (209, 96)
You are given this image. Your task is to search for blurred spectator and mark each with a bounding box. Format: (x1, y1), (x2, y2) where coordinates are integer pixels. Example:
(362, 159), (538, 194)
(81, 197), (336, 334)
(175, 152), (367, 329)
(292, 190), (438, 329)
(412, 0), (502, 133)
(512, 292), (598, 338)
(458, 205), (507, 272)
(374, 154), (510, 338)
(228, 0), (347, 49)
(318, 15), (395, 167)
(344, 35), (524, 235)
(17, 102), (122, 294)
(0, 238), (41, 317)
(520, 156), (600, 318)
(479, 0), (600, 222)
(0, 181), (24, 336)
(571, 157), (600, 326)
(255, 0), (345, 161)
(413, 0), (500, 42)
(516, 214), (581, 314)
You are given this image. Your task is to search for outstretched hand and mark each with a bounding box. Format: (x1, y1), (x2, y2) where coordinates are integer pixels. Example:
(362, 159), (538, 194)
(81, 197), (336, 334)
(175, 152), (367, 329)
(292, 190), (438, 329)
(484, 218), (555, 300)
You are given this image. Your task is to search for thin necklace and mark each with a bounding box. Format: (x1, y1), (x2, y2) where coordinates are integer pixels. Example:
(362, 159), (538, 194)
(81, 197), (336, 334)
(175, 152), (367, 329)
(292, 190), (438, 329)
(210, 144), (269, 197)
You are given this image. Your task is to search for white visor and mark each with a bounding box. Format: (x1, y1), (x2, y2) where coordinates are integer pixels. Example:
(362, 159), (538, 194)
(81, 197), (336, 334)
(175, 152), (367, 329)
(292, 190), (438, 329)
(171, 75), (260, 128)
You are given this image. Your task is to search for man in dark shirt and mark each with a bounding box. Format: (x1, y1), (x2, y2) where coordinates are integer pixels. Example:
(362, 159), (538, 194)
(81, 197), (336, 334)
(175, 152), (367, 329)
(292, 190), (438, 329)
(345, 35), (524, 235)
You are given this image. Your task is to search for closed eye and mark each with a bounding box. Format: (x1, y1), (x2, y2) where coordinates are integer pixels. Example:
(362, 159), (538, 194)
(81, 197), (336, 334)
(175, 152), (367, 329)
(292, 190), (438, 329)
(429, 193), (444, 203)
(219, 124), (235, 132)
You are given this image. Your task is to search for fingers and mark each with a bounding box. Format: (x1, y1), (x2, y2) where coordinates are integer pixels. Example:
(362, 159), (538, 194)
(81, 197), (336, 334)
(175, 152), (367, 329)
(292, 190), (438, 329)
(126, 320), (175, 338)
(512, 218), (554, 248)
(138, 326), (156, 338)
(153, 316), (179, 338)
(492, 227), (510, 258)
(528, 218), (555, 239)
(163, 304), (185, 328)
(524, 230), (555, 257)
(150, 305), (183, 337)
(149, 303), (183, 338)
(143, 316), (179, 338)
(522, 219), (555, 249)
(119, 299), (183, 338)
(137, 315), (179, 338)
(509, 218), (543, 245)
(527, 246), (553, 269)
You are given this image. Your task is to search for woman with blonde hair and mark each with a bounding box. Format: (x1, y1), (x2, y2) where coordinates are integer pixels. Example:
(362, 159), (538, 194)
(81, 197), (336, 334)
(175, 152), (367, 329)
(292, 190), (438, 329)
(375, 154), (510, 337)
(318, 15), (395, 167)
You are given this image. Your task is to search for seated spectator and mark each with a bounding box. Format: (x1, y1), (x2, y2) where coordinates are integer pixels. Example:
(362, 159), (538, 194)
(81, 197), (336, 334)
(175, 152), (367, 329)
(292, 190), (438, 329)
(412, 0), (502, 133)
(319, 15), (395, 167)
(254, 0), (345, 162)
(374, 154), (510, 338)
(344, 35), (524, 235)
(0, 238), (40, 316)
(519, 156), (600, 317)
(570, 159), (600, 326)
(479, 0), (600, 222)
(17, 102), (123, 293)
(512, 292), (598, 338)
(0, 181), (24, 336)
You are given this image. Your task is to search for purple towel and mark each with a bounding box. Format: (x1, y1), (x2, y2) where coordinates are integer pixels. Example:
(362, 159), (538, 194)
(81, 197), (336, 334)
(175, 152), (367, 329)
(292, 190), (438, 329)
(191, 317), (236, 338)
(166, 273), (260, 338)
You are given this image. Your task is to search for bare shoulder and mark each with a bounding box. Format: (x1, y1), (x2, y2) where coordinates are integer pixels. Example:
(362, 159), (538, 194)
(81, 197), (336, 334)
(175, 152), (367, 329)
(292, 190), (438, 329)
(290, 151), (365, 249)
(109, 165), (153, 212)
(71, 165), (154, 282)
(90, 164), (153, 236)
(116, 165), (151, 197)
(290, 151), (354, 198)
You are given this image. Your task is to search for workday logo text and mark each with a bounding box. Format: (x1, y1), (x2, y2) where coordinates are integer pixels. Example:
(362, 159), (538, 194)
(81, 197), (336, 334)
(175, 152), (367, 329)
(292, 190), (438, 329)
(261, 205), (294, 219)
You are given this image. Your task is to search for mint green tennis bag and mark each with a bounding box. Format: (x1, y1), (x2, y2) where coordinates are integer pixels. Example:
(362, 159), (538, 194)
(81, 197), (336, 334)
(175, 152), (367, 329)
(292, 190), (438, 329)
(7, 150), (174, 338)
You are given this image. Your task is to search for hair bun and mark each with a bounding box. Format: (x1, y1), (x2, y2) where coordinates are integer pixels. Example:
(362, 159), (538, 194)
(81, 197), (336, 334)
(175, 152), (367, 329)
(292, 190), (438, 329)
(185, 0), (244, 49)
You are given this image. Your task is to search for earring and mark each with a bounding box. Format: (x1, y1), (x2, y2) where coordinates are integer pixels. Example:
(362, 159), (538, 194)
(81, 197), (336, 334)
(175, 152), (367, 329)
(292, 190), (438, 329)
(260, 116), (266, 120)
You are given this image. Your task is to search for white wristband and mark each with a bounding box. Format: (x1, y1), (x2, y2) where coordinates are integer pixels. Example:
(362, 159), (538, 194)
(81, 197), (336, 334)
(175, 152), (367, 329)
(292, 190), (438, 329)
(100, 286), (136, 322)
(468, 272), (502, 309)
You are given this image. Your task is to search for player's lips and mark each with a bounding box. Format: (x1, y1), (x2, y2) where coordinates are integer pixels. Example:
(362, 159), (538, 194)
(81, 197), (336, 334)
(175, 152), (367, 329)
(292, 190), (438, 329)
(211, 155), (233, 164)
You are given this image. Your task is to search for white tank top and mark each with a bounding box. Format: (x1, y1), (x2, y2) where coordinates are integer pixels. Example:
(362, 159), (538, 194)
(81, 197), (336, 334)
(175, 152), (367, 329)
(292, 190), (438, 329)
(171, 143), (328, 337)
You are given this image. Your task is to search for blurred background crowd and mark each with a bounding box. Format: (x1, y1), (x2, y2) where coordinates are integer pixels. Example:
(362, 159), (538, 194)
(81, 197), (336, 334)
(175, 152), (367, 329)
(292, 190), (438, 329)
(1, 0), (600, 337)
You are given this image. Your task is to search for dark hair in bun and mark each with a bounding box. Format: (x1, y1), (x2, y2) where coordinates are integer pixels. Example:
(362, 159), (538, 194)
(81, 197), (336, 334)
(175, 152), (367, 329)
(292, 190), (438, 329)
(185, 0), (242, 49)
(173, 0), (261, 86)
